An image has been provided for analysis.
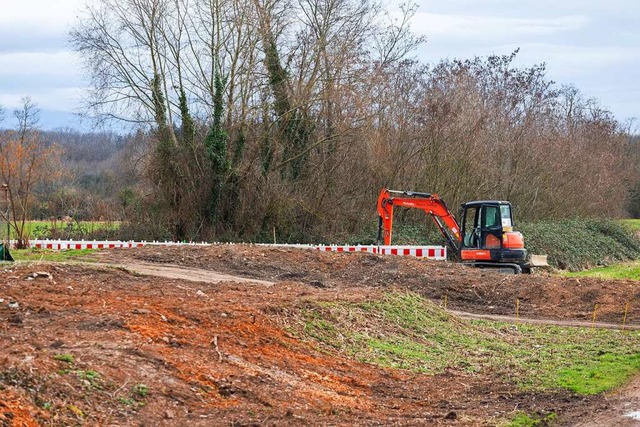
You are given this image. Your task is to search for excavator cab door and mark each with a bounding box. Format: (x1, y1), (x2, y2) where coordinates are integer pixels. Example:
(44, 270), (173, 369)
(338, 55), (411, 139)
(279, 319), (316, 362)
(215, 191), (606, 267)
(460, 202), (508, 250)
(461, 206), (480, 248)
(479, 205), (503, 249)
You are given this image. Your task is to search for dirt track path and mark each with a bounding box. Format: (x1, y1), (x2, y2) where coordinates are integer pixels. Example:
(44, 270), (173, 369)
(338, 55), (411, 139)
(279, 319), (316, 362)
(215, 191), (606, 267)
(102, 261), (275, 286)
(450, 310), (640, 331)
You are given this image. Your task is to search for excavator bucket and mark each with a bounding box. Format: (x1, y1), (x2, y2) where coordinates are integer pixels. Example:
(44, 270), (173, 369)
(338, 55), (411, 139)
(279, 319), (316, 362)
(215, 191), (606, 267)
(0, 243), (13, 262)
(529, 254), (549, 268)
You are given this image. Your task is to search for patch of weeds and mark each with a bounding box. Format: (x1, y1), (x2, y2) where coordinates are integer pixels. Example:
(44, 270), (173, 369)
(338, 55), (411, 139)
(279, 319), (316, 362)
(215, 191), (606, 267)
(118, 397), (135, 406)
(53, 354), (74, 363)
(303, 315), (340, 347)
(621, 219), (640, 234)
(133, 383), (149, 398)
(67, 404), (85, 418)
(74, 370), (101, 389)
(12, 248), (97, 262)
(365, 337), (432, 371)
(118, 384), (149, 410)
(508, 411), (557, 426)
(116, 384), (149, 413)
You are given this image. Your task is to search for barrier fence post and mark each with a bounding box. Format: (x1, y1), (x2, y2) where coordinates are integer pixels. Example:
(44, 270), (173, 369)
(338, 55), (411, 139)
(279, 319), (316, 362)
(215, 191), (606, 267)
(591, 303), (598, 329)
(515, 299), (520, 325)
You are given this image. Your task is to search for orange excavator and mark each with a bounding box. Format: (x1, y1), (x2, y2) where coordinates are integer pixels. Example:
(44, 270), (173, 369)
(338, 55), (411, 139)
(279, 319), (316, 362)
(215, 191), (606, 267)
(376, 188), (543, 273)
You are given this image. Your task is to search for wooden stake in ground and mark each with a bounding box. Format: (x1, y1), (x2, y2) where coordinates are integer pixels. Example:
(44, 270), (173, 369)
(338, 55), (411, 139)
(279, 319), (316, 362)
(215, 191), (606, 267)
(591, 303), (598, 329)
(515, 298), (520, 325)
(622, 302), (630, 331)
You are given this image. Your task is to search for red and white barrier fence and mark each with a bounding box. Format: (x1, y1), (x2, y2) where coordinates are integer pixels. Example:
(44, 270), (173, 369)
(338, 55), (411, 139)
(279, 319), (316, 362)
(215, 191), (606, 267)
(21, 240), (447, 260)
(313, 244), (447, 260)
(28, 240), (210, 251)
(31, 240), (144, 250)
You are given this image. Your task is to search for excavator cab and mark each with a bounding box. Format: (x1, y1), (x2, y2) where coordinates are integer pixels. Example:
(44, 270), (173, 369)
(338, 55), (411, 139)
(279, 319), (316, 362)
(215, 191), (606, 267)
(459, 201), (528, 273)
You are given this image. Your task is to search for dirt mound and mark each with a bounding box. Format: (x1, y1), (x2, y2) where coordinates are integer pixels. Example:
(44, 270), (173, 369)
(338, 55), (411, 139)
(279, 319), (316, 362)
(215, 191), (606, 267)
(1, 245), (639, 425)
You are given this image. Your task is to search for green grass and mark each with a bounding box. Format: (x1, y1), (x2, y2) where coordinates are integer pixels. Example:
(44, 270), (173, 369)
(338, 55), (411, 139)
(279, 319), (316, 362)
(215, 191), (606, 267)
(53, 354), (74, 364)
(133, 383), (149, 398)
(10, 248), (96, 262)
(556, 353), (640, 394)
(508, 411), (557, 427)
(293, 292), (640, 395)
(621, 219), (640, 233)
(1, 220), (121, 240)
(564, 261), (640, 281)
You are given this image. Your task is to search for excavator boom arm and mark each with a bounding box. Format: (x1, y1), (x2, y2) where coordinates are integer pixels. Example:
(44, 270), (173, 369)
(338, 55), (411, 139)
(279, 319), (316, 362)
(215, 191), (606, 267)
(376, 188), (462, 254)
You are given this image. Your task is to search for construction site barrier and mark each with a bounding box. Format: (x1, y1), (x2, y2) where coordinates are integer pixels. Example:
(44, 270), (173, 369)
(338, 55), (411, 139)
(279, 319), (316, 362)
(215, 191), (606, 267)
(312, 244), (447, 260)
(23, 240), (447, 260)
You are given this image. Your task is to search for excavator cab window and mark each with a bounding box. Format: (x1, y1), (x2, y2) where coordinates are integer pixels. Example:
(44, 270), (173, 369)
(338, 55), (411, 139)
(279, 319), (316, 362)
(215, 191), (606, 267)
(461, 206), (479, 248)
(500, 205), (513, 229)
(461, 203), (505, 250)
(481, 206), (502, 249)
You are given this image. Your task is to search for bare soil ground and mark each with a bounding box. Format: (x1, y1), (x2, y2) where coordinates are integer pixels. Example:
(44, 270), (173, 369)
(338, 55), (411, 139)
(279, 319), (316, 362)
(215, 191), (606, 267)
(98, 245), (640, 326)
(1, 244), (639, 426)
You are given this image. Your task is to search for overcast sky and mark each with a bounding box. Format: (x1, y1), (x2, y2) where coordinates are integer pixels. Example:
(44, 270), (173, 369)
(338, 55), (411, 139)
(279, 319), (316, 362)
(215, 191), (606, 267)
(0, 0), (638, 130)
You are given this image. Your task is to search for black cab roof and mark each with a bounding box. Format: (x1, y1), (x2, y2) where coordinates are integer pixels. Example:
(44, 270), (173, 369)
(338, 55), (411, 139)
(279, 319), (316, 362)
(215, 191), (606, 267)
(461, 201), (511, 208)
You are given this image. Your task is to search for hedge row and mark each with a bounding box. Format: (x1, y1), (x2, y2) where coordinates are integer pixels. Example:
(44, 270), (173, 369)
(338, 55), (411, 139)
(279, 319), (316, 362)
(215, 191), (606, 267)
(518, 219), (640, 271)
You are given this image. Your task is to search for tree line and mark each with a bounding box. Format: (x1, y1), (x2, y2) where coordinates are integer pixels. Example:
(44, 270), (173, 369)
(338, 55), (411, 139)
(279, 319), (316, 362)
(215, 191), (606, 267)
(1, 0), (638, 244)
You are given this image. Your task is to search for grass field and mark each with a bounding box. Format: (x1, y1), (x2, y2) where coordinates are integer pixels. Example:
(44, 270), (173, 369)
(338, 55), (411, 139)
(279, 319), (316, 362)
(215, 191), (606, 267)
(295, 292), (640, 395)
(9, 248), (97, 262)
(1, 220), (120, 240)
(564, 261), (640, 281)
(622, 219), (640, 233)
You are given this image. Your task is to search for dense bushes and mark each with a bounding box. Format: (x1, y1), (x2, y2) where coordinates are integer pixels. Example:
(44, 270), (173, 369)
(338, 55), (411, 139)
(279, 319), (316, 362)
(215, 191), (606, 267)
(519, 220), (640, 271)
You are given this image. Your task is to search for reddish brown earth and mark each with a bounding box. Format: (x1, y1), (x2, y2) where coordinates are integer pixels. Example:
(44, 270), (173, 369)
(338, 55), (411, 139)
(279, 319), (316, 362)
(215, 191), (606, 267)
(0, 244), (639, 426)
(98, 245), (640, 326)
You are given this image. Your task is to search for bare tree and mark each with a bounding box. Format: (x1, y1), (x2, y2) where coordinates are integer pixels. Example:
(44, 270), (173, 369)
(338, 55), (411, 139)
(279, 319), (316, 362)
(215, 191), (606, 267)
(0, 98), (64, 248)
